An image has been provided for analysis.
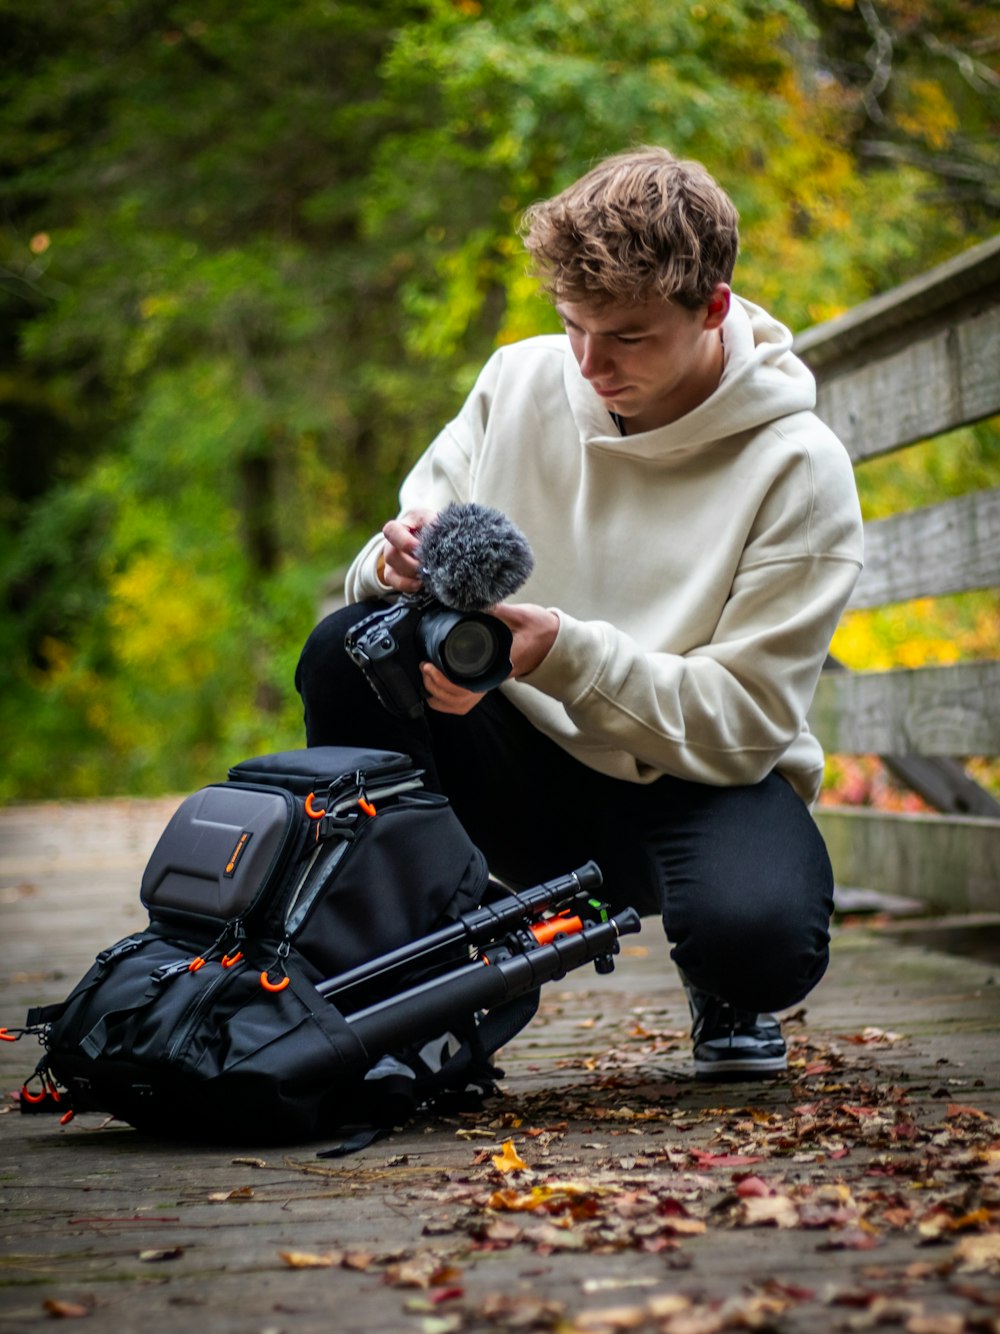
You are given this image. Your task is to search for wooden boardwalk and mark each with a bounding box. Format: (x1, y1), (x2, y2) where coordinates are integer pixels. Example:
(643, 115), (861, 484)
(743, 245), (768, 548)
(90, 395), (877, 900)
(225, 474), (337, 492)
(2, 798), (999, 1332)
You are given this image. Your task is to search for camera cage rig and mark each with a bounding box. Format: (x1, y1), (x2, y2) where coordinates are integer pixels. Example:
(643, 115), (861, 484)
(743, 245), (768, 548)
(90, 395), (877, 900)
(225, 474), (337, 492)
(344, 592), (514, 721)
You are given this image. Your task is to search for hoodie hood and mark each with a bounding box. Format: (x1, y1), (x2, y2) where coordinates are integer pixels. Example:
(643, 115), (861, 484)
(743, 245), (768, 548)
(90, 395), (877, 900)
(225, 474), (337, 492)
(564, 296), (818, 461)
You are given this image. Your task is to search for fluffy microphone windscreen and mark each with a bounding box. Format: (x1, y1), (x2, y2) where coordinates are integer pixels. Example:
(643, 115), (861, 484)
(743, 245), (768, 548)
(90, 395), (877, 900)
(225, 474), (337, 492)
(417, 502), (535, 611)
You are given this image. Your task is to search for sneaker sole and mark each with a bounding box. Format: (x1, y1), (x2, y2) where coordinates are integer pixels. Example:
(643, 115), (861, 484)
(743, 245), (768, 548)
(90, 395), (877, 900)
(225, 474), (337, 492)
(693, 1055), (788, 1080)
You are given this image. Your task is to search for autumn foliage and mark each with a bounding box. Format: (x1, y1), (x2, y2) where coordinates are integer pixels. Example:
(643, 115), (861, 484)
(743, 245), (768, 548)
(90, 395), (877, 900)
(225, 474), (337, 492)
(1, 0), (997, 799)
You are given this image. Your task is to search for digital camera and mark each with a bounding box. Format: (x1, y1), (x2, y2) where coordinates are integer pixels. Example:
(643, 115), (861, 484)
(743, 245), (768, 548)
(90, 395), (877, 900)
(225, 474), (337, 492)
(345, 594), (513, 719)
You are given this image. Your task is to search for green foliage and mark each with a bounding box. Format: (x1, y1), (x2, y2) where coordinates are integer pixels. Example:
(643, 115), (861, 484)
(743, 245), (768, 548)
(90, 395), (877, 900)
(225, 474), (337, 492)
(854, 418), (1000, 521)
(1, 0), (997, 799)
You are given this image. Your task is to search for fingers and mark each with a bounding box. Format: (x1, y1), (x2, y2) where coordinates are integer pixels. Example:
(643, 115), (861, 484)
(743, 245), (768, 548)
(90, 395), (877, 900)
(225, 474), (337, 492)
(380, 508), (436, 593)
(420, 663), (483, 716)
(489, 602), (559, 677)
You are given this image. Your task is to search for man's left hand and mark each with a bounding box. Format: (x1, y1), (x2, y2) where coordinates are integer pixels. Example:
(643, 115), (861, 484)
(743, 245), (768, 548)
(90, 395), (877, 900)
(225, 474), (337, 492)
(421, 603), (559, 715)
(491, 602), (559, 678)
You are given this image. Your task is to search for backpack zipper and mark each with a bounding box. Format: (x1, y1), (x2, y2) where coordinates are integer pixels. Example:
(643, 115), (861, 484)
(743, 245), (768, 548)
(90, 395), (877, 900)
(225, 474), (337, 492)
(164, 957), (247, 1065)
(284, 836), (353, 936)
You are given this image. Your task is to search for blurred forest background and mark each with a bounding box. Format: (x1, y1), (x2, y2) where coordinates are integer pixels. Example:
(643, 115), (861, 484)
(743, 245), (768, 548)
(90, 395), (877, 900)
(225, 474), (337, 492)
(1, 0), (998, 803)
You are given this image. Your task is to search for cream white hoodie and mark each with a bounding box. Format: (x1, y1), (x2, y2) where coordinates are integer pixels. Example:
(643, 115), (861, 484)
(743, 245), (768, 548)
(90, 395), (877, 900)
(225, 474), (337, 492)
(345, 297), (863, 805)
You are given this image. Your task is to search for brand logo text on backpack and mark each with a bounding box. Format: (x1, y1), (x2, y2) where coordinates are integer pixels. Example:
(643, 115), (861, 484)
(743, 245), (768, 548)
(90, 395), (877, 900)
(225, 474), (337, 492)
(224, 831), (253, 878)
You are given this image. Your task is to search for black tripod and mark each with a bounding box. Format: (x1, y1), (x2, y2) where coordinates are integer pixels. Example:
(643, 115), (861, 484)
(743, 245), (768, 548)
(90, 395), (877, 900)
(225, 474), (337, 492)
(315, 859), (642, 1062)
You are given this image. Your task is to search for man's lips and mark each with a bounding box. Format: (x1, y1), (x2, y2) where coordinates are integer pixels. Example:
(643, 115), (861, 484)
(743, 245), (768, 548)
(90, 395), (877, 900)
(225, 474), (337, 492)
(592, 384), (629, 398)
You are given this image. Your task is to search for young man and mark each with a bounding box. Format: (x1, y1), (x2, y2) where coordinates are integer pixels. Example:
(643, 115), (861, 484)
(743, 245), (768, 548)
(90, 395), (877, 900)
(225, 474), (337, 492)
(296, 147), (864, 1079)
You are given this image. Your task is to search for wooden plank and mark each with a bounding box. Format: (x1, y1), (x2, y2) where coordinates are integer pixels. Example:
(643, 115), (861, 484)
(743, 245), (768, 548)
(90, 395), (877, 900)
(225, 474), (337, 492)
(809, 660), (1000, 755)
(878, 754), (1000, 819)
(819, 657), (1000, 815)
(816, 806), (1000, 913)
(849, 487), (1000, 608)
(795, 233), (1000, 369)
(810, 301), (1000, 460)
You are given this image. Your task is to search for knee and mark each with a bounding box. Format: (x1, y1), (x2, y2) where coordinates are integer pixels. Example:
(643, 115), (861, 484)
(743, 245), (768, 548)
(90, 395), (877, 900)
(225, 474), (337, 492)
(670, 879), (832, 1015)
(294, 601), (398, 748)
(295, 601), (382, 700)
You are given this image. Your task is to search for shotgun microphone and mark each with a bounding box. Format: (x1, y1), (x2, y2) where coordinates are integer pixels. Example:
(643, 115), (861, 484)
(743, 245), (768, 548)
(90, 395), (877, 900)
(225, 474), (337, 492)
(417, 501), (535, 611)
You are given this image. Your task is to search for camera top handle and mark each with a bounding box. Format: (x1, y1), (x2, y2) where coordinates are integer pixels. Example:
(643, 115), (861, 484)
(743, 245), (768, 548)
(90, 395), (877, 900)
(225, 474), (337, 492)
(315, 860), (604, 1005)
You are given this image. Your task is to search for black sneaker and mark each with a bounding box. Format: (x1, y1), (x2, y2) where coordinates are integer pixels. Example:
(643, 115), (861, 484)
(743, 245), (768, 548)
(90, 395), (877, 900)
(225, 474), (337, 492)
(684, 982), (787, 1080)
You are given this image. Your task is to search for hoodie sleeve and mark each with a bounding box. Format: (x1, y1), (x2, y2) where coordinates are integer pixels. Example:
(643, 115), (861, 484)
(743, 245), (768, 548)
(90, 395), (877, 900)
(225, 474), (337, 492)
(342, 359), (501, 603)
(521, 425), (863, 787)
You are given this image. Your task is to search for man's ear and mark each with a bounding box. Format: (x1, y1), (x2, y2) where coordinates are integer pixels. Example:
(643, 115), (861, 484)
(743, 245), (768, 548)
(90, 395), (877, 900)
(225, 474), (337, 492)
(704, 284), (731, 330)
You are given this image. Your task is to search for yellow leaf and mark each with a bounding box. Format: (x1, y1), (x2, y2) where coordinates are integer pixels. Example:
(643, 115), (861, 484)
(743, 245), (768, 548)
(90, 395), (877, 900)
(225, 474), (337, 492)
(740, 1195), (799, 1229)
(278, 1250), (339, 1268)
(488, 1182), (592, 1213)
(574, 1305), (648, 1330)
(491, 1138), (528, 1173)
(647, 1294), (693, 1319)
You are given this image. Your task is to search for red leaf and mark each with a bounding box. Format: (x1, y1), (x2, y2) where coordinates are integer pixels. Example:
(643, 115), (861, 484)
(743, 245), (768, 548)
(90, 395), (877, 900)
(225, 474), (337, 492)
(735, 1176), (772, 1198)
(689, 1150), (766, 1168)
(430, 1287), (465, 1305)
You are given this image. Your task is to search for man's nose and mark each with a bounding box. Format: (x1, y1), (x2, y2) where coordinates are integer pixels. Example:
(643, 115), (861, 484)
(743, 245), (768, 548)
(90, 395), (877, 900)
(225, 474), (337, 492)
(578, 336), (612, 381)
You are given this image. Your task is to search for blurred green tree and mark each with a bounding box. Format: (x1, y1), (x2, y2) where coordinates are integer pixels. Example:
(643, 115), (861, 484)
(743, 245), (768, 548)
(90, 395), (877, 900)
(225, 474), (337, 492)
(1, 0), (996, 797)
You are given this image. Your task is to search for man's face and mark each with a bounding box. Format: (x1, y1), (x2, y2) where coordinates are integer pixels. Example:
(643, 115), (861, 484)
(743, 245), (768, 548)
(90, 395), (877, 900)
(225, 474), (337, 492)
(556, 287), (729, 434)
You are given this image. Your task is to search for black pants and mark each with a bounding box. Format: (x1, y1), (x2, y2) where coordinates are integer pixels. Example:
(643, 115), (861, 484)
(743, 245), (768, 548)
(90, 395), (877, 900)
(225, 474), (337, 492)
(295, 602), (834, 1014)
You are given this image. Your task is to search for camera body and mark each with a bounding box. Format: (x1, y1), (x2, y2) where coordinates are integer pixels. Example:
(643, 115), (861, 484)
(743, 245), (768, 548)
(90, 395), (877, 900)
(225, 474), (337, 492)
(345, 594), (513, 720)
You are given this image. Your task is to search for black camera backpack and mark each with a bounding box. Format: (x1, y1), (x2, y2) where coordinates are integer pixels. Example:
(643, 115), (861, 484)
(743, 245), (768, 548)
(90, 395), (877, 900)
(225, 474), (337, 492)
(16, 747), (638, 1146)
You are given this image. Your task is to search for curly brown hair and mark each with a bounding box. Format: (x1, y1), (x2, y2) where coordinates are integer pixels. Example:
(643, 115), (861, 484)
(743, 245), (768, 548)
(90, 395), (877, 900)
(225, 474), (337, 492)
(521, 147), (740, 311)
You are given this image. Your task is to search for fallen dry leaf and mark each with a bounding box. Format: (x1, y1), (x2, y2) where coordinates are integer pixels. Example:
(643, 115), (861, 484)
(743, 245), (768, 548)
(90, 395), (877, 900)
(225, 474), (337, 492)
(646, 1294), (693, 1319)
(845, 1295), (923, 1325)
(655, 1309), (728, 1334)
(41, 1300), (90, 1319)
(384, 1255), (461, 1289)
(582, 1278), (660, 1294)
(492, 1139), (529, 1173)
(138, 1247), (183, 1262)
(735, 1175), (772, 1198)
(689, 1150), (766, 1168)
(905, 1315), (965, 1334)
(488, 1182), (598, 1215)
(842, 1027), (904, 1046)
(573, 1304), (648, 1330)
(945, 1104), (991, 1121)
(278, 1250), (340, 1269)
(417, 1315), (463, 1334)
(952, 1232), (1000, 1273)
(207, 1186), (254, 1202)
(740, 1194), (798, 1229)
(477, 1292), (564, 1327)
(343, 1250), (377, 1271)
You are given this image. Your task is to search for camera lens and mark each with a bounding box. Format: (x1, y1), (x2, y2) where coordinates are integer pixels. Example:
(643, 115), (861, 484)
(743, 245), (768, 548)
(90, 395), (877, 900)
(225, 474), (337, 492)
(417, 605), (512, 691)
(441, 620), (498, 679)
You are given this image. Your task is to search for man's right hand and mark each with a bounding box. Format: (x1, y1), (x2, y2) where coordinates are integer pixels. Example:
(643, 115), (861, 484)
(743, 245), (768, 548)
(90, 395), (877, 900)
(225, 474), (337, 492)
(378, 507), (437, 594)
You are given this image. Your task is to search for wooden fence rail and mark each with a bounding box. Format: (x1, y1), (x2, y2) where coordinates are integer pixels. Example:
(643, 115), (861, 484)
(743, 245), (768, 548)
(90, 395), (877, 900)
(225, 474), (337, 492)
(797, 232), (1000, 913)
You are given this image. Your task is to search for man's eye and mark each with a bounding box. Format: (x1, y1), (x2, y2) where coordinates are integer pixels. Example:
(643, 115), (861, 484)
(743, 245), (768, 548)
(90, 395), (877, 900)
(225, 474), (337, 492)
(616, 336), (643, 345)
